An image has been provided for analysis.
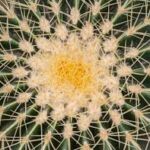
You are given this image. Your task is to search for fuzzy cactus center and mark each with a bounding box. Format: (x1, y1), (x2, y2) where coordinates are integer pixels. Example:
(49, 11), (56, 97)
(27, 35), (103, 105)
(54, 56), (92, 91)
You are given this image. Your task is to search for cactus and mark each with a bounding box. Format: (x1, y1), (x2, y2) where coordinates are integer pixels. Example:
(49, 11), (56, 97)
(0, 0), (150, 149)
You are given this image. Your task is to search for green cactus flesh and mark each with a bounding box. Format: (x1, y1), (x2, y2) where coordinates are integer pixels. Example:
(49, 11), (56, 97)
(0, 0), (150, 149)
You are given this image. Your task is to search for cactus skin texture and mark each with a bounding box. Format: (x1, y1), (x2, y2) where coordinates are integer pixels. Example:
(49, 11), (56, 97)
(0, 0), (150, 149)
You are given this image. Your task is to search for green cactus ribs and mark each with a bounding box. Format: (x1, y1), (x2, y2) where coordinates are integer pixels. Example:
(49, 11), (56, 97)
(0, 0), (150, 150)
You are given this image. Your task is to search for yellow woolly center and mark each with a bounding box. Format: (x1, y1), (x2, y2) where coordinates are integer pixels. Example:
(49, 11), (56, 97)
(54, 56), (92, 91)
(28, 37), (104, 106)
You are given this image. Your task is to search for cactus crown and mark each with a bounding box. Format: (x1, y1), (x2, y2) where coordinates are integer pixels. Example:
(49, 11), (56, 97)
(0, 0), (150, 150)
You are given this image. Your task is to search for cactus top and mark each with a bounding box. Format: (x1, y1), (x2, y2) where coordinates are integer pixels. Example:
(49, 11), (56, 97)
(28, 33), (107, 108)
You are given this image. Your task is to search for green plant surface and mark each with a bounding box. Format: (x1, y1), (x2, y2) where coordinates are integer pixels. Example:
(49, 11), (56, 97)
(0, 0), (150, 150)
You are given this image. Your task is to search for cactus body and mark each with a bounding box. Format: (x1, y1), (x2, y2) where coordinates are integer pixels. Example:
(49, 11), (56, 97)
(0, 0), (150, 150)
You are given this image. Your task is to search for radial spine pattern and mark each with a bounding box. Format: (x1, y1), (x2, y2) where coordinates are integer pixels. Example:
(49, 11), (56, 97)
(0, 0), (150, 150)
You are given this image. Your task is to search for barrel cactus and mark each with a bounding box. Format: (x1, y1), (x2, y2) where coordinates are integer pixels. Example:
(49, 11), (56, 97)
(0, 0), (150, 149)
